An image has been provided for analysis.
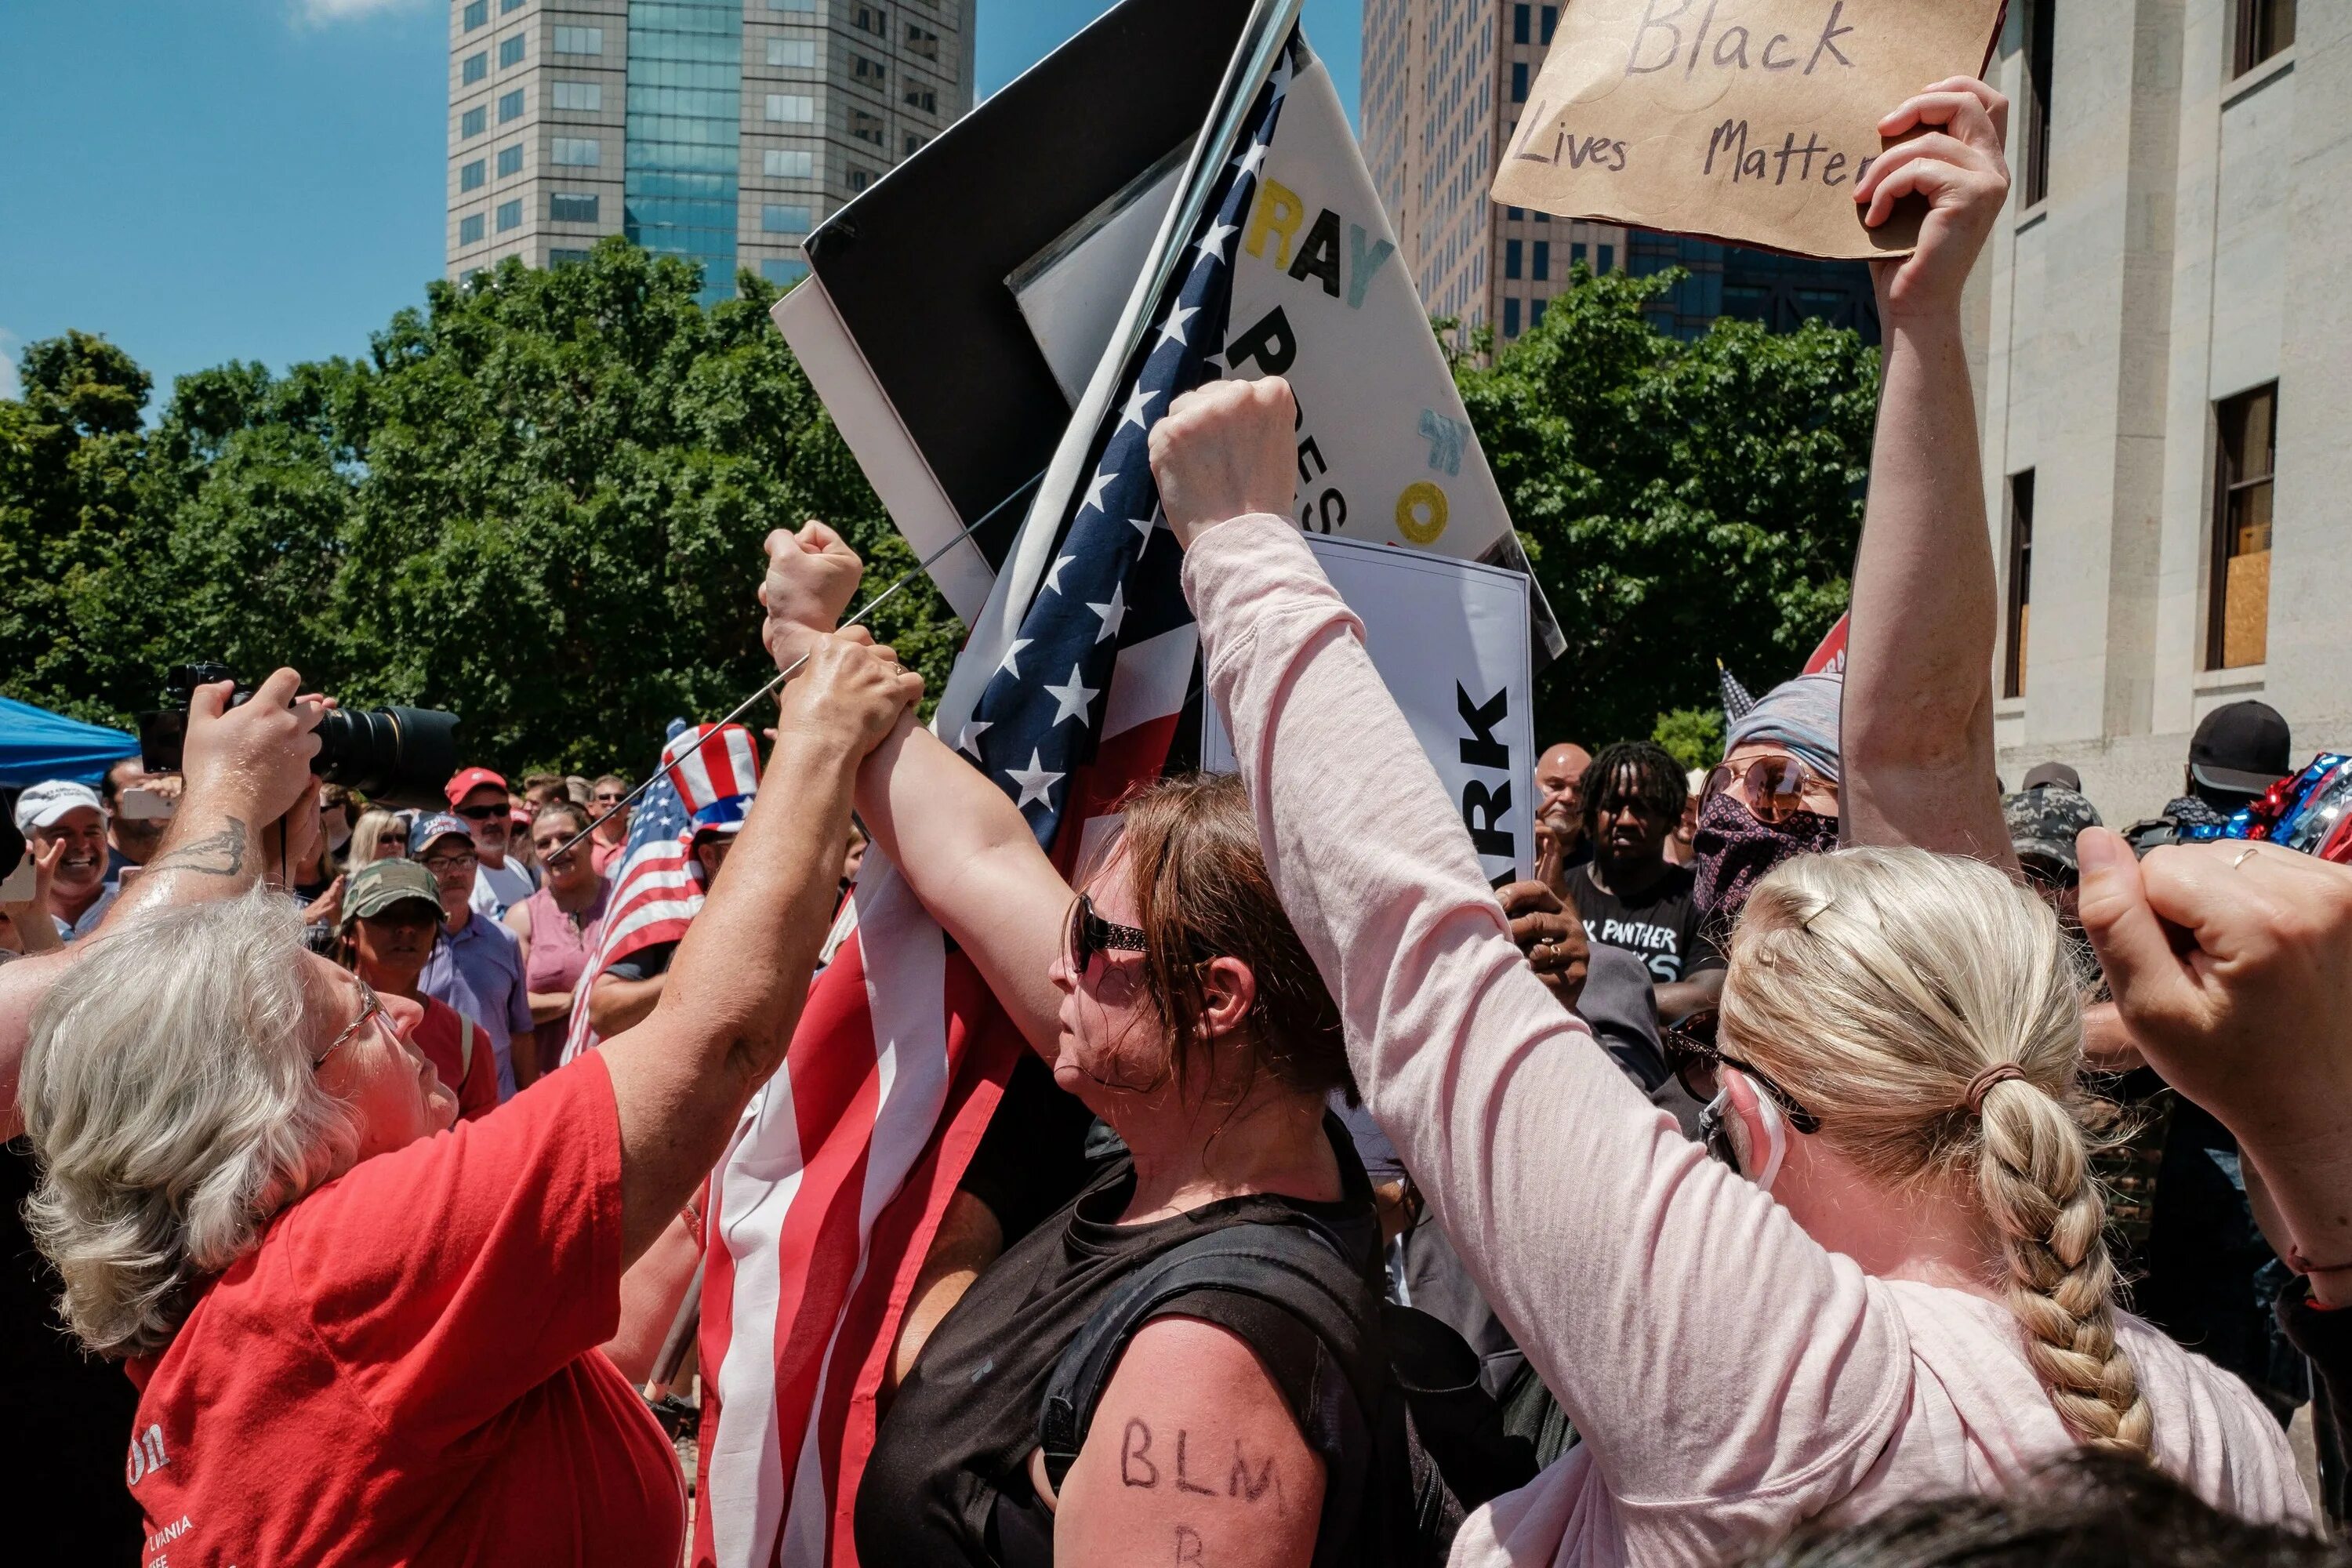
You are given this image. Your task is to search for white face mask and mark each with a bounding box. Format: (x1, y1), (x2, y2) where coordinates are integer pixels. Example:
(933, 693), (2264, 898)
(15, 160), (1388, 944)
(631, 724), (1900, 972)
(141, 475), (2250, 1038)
(1704, 1066), (1791, 1194)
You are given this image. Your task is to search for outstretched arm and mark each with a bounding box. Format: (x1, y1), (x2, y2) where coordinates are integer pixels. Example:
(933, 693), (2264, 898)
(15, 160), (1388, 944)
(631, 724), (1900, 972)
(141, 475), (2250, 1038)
(1838, 80), (2016, 869)
(0, 669), (325, 1134)
(760, 524), (1070, 1054)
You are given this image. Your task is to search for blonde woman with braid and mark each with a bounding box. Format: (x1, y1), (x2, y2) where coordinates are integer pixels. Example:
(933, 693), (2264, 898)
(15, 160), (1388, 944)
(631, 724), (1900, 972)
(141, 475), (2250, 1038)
(1140, 76), (2304, 1567)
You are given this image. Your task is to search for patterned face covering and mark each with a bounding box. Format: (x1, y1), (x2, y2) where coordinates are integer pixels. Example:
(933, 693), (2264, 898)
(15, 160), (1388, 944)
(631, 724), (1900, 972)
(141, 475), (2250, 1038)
(1692, 790), (1840, 939)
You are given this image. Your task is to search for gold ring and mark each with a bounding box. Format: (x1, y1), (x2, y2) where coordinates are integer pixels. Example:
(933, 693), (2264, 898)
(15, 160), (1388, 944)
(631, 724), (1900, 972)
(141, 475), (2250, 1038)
(2234, 845), (2259, 869)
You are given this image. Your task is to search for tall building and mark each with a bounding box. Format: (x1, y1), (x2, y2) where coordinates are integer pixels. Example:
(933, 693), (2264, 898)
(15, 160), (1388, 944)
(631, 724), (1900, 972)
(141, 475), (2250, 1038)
(1970, 0), (2340, 821)
(1360, 0), (1878, 347)
(445, 0), (975, 302)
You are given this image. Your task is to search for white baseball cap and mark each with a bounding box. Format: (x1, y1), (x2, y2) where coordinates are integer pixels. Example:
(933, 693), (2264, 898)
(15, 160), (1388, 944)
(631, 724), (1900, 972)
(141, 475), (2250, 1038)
(14, 780), (104, 833)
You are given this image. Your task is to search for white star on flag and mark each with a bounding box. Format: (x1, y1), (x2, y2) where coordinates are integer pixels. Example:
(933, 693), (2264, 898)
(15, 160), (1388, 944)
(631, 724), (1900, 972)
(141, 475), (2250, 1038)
(1154, 304), (1198, 352)
(1127, 514), (1155, 542)
(1234, 140), (1269, 176)
(1005, 750), (1064, 811)
(954, 719), (992, 757)
(997, 638), (1033, 678)
(1080, 465), (1116, 516)
(1044, 554), (1075, 594)
(1116, 383), (1160, 434)
(1195, 220), (1237, 264)
(1041, 666), (1099, 727)
(1087, 583), (1127, 644)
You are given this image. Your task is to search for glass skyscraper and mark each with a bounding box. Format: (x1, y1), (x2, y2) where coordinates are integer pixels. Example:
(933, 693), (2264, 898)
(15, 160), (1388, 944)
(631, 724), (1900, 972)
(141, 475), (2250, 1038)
(446, 0), (976, 302)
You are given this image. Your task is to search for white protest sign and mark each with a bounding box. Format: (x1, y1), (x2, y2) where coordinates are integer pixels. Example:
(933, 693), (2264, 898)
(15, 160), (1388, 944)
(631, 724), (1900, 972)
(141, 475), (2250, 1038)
(1201, 534), (1537, 887)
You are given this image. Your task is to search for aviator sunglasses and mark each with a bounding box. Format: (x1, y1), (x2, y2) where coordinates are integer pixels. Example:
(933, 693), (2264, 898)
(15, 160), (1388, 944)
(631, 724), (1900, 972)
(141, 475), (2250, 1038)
(1701, 756), (1835, 826)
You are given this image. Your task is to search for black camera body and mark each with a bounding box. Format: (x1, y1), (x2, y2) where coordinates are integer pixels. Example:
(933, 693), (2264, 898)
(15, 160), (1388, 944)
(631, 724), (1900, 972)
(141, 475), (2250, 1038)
(138, 663), (462, 810)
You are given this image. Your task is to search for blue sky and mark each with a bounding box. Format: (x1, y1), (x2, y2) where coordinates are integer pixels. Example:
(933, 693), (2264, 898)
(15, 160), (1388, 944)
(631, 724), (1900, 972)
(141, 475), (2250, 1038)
(0, 1), (1359, 407)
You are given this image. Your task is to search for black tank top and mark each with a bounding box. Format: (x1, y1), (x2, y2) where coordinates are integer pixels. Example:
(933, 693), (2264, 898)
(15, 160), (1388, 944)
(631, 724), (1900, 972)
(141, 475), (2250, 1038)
(855, 1120), (1379, 1567)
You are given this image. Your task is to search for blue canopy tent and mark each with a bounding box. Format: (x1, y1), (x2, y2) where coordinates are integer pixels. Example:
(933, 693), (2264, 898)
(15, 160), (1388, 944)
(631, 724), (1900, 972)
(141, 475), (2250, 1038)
(0, 695), (140, 789)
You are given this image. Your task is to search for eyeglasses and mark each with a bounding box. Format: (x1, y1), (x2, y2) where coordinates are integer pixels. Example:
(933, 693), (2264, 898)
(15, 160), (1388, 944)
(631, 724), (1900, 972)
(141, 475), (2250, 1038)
(1066, 891), (1149, 973)
(1702, 756), (1838, 826)
(1660, 1010), (1821, 1134)
(316, 978), (391, 1072)
(456, 804), (509, 822)
(419, 851), (478, 873)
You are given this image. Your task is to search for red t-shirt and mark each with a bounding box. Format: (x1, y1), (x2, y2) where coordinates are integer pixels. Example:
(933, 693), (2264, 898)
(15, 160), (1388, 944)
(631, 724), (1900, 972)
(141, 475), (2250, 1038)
(408, 993), (501, 1123)
(122, 1054), (683, 1566)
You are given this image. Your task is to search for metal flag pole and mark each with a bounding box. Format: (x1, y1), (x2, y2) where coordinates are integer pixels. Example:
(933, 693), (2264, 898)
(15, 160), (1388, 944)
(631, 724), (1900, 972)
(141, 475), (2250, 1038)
(551, 478), (1040, 860)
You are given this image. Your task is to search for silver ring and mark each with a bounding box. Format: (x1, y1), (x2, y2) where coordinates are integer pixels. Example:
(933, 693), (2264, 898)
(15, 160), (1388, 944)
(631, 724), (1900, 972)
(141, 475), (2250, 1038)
(2234, 844), (2260, 869)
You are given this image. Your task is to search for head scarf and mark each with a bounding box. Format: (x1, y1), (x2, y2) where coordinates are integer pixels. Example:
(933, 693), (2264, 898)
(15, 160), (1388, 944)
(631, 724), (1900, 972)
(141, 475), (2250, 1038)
(1725, 671), (1842, 786)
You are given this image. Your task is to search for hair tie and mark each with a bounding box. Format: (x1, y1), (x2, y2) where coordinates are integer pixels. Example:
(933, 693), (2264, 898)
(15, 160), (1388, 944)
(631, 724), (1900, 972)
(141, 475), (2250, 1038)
(1964, 1063), (2028, 1116)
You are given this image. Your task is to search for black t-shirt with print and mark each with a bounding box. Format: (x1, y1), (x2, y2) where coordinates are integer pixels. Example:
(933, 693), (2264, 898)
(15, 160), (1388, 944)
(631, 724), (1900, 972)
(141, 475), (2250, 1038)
(1566, 862), (1724, 985)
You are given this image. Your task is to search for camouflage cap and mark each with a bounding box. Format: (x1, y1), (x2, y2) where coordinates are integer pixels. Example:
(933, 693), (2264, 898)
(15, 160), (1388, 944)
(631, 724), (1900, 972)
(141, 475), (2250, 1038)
(2004, 786), (2103, 873)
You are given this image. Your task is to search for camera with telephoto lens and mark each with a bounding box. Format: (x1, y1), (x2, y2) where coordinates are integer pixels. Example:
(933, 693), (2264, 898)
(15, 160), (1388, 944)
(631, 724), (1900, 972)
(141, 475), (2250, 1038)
(138, 663), (462, 810)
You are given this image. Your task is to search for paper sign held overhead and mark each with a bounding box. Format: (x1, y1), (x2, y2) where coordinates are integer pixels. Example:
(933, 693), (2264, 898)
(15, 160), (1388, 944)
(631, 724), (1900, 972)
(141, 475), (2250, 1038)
(1491, 0), (2007, 260)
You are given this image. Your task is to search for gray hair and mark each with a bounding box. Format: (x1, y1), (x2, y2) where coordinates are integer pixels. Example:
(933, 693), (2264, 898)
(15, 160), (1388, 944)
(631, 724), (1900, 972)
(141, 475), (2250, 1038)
(20, 888), (359, 1358)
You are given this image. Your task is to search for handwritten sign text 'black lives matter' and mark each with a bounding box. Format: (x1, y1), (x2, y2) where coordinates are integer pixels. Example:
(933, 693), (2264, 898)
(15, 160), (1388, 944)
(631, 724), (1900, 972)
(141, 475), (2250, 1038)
(1491, 0), (2005, 260)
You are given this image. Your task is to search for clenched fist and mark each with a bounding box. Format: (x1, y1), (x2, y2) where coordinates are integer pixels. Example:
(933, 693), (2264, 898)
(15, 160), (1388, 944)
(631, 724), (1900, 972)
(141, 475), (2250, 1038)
(1146, 377), (1298, 550)
(761, 521), (866, 674)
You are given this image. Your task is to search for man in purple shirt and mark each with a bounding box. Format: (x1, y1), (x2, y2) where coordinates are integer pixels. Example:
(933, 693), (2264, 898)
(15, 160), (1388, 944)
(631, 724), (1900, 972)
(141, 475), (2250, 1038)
(412, 812), (535, 1098)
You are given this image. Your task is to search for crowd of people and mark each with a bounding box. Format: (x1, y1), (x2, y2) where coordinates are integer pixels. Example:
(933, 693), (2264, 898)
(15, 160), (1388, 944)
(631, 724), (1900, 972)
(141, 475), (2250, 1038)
(7, 74), (2352, 1568)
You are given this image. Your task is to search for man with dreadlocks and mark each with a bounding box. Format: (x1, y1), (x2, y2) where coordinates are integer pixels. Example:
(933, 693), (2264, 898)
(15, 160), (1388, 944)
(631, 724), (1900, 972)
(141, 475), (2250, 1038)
(1563, 741), (1726, 1025)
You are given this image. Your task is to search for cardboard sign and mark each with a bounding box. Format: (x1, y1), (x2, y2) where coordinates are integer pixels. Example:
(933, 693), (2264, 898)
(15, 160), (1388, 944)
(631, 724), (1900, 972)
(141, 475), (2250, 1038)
(1201, 534), (1537, 887)
(1491, 0), (2005, 260)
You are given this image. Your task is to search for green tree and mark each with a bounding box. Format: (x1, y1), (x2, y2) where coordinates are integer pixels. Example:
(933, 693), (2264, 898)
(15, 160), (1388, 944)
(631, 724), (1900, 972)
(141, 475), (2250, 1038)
(1650, 706), (1725, 774)
(1457, 267), (1876, 749)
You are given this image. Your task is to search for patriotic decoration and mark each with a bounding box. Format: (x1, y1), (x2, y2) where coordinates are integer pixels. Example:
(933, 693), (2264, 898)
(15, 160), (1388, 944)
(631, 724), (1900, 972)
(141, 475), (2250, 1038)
(694, 44), (1298, 1568)
(2187, 753), (2352, 858)
(560, 720), (761, 1064)
(1717, 658), (1759, 726)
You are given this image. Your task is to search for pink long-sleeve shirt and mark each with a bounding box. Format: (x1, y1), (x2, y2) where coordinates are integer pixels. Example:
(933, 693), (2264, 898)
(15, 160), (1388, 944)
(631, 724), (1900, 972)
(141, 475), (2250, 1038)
(1181, 514), (2307, 1566)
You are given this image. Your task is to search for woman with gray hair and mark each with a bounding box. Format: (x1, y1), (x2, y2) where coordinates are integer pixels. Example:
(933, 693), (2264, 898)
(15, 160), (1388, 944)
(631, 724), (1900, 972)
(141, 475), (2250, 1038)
(19, 631), (920, 1564)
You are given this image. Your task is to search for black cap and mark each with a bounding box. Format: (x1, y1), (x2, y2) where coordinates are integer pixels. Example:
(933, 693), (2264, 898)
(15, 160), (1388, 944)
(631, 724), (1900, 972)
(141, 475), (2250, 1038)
(2188, 700), (2292, 799)
(2021, 760), (2082, 793)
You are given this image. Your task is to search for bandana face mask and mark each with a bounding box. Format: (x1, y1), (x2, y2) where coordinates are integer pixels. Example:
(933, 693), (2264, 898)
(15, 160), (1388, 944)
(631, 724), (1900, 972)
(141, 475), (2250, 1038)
(1692, 790), (1840, 936)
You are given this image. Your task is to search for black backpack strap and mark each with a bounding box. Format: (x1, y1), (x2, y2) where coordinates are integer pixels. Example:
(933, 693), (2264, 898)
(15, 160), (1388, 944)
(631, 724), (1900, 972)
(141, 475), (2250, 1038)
(1036, 1218), (1383, 1495)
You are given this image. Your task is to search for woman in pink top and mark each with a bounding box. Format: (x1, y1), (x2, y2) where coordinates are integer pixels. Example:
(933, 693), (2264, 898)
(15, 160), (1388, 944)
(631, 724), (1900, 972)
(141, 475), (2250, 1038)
(1141, 79), (2306, 1566)
(506, 800), (611, 1085)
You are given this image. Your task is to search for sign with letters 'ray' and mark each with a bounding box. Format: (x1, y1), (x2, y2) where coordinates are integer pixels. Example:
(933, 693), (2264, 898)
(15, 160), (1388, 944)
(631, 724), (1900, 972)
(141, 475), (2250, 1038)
(1492, 0), (2006, 260)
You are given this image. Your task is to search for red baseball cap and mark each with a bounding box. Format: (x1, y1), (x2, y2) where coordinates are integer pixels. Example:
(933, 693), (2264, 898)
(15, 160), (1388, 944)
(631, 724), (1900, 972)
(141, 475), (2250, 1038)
(445, 767), (509, 808)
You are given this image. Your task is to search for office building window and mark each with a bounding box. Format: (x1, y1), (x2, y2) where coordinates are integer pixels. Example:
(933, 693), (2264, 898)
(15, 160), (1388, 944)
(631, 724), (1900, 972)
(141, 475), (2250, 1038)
(463, 51), (488, 84)
(762, 258), (810, 286)
(765, 147), (815, 177)
(767, 93), (815, 122)
(2234, 0), (2296, 75)
(552, 81), (601, 111)
(1507, 205), (1523, 220)
(461, 267), (484, 284)
(1531, 297), (1548, 328)
(459, 158), (486, 191)
(1505, 239), (1523, 279)
(1513, 4), (1530, 44)
(768, 37), (816, 67)
(551, 136), (601, 165)
(499, 33), (525, 68)
(498, 88), (524, 122)
(906, 23), (938, 59)
(1597, 243), (1613, 271)
(763, 203), (813, 233)
(496, 198), (523, 232)
(463, 0), (488, 29)
(553, 25), (602, 55)
(2004, 470), (2034, 698)
(550, 192), (599, 222)
(906, 85), (936, 112)
(1504, 297), (1522, 338)
(1570, 241), (1587, 265)
(853, 3), (885, 36)
(1512, 62), (1529, 101)
(459, 212), (486, 244)
(904, 132), (926, 154)
(1532, 240), (1550, 280)
(497, 143), (523, 176)
(2209, 383), (2278, 670)
(1541, 5), (1558, 42)
(850, 108), (885, 146)
(852, 53), (886, 85)
(500, 0), (522, 12)
(2022, 0), (2054, 205)
(551, 249), (591, 265)
(461, 106), (488, 138)
(848, 165), (874, 191)
(770, 0), (815, 10)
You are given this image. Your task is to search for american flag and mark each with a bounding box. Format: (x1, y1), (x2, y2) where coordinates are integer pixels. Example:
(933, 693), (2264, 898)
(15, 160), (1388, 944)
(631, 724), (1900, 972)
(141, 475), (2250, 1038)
(561, 720), (762, 1064)
(695, 44), (1297, 1568)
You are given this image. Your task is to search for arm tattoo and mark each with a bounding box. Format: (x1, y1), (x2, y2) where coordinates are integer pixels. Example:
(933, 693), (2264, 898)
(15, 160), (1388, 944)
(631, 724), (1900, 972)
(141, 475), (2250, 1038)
(147, 817), (250, 879)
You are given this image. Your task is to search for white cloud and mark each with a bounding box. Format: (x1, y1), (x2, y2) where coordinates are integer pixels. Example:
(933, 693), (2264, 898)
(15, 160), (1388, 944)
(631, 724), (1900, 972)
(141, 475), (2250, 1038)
(0, 330), (20, 402)
(295, 0), (429, 24)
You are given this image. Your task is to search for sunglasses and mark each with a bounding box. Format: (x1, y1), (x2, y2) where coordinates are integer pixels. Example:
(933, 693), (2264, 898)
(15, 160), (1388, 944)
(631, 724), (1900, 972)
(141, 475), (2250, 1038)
(456, 804), (509, 822)
(1702, 756), (1837, 826)
(593, 793), (626, 804)
(317, 978), (391, 1072)
(1660, 1010), (1821, 1134)
(1066, 891), (1149, 973)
